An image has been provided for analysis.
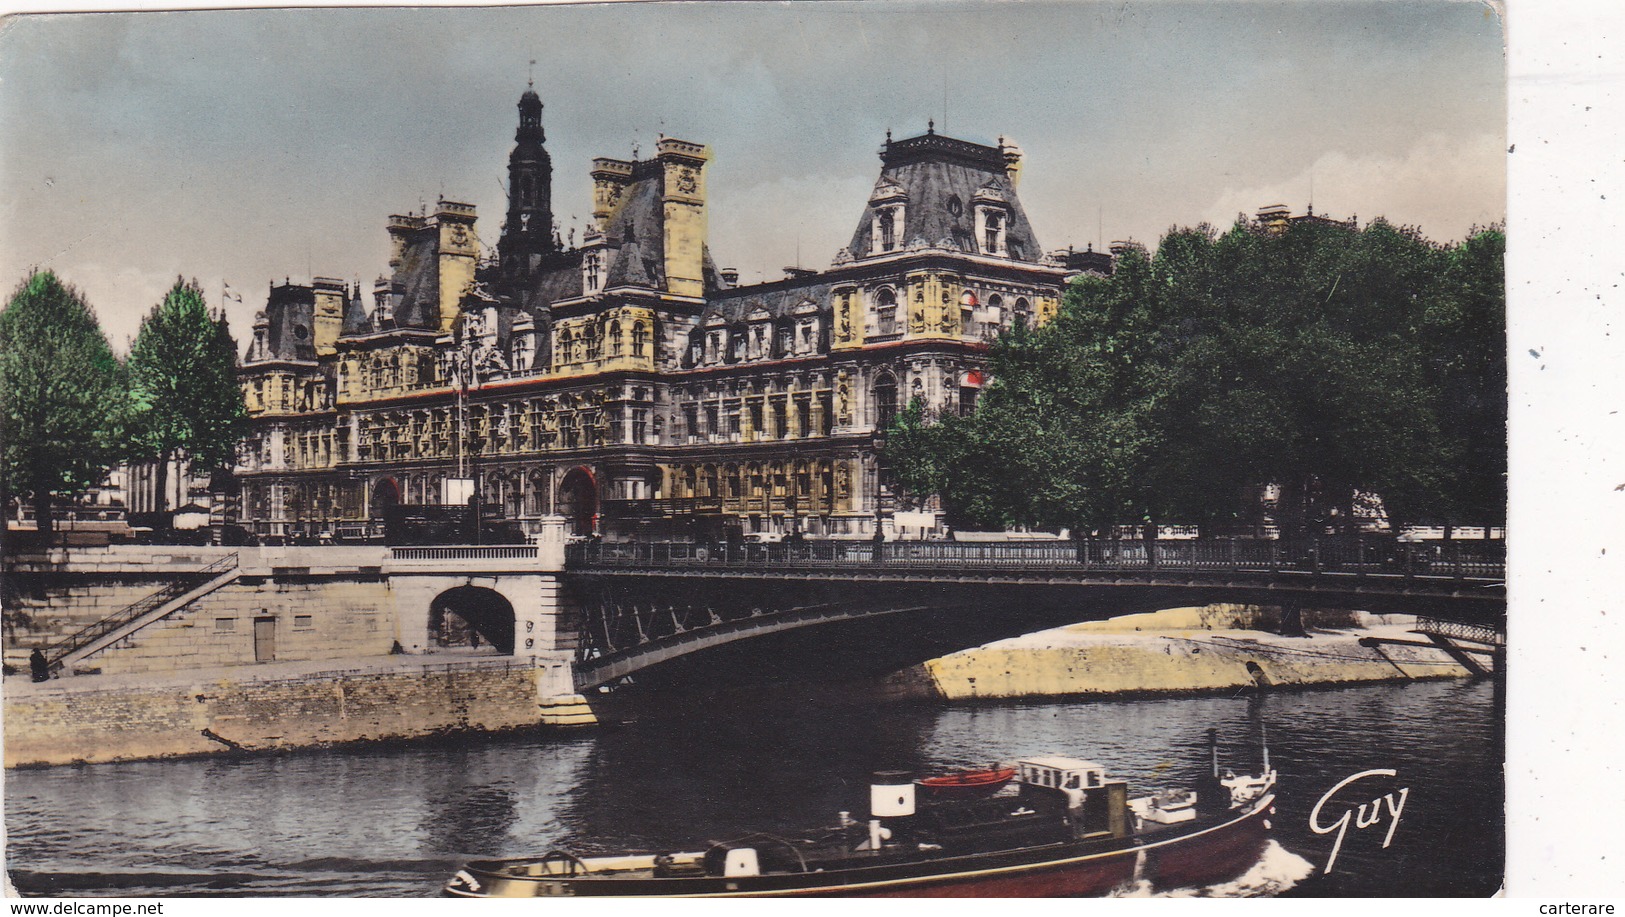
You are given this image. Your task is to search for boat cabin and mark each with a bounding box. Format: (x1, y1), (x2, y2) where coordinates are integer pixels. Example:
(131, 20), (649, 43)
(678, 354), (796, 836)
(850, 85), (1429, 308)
(1014, 756), (1107, 791)
(1011, 756), (1129, 841)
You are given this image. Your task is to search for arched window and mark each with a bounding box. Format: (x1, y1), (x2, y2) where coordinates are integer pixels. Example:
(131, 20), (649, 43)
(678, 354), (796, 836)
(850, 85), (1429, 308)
(984, 211), (1005, 254)
(632, 322), (649, 357)
(609, 321), (623, 357)
(878, 209), (896, 252)
(875, 288), (899, 336)
(1014, 297), (1032, 329)
(873, 373), (898, 429)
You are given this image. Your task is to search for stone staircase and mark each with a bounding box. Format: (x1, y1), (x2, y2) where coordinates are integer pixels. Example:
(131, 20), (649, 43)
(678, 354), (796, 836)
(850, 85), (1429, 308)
(37, 554), (241, 674)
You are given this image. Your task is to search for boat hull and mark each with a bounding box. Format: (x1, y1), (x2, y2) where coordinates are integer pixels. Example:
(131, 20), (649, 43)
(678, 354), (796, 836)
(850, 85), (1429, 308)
(447, 793), (1274, 898)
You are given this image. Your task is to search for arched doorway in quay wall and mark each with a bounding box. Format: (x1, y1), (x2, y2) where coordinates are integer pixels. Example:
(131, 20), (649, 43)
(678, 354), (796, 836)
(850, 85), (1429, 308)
(428, 586), (516, 654)
(557, 466), (598, 537)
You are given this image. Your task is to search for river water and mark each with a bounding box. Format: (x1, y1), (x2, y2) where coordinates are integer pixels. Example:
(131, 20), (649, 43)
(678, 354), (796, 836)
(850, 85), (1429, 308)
(4, 679), (1501, 897)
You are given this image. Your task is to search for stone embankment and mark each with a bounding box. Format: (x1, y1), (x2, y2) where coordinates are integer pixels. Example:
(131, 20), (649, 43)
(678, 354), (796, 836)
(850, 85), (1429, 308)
(4, 605), (1488, 768)
(2, 653), (595, 769)
(909, 606), (1486, 701)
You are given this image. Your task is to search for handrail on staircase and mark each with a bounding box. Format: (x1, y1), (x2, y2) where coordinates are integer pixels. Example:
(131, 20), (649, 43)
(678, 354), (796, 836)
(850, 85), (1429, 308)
(45, 553), (239, 671)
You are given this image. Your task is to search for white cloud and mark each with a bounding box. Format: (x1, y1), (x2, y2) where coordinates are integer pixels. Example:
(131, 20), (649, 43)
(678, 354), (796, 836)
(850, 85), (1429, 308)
(1202, 133), (1506, 243)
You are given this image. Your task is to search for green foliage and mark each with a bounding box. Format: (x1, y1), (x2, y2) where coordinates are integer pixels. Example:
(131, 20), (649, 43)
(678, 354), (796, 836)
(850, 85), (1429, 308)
(885, 218), (1506, 535)
(127, 278), (248, 510)
(0, 271), (130, 533)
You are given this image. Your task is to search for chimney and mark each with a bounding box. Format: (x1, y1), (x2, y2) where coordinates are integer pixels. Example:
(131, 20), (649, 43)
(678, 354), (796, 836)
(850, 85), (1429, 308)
(591, 158), (635, 230)
(999, 137), (1024, 188)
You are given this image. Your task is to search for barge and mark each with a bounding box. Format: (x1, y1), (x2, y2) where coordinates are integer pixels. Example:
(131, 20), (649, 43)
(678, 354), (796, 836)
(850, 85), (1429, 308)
(444, 733), (1276, 897)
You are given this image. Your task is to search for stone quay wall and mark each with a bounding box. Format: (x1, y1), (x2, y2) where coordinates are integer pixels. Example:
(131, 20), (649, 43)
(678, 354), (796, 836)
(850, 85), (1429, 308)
(3, 658), (595, 768)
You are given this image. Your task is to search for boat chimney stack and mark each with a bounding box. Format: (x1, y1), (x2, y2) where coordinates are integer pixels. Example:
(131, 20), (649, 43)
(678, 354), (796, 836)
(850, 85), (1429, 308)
(1261, 723), (1271, 774)
(870, 770), (916, 819)
(1208, 728), (1220, 778)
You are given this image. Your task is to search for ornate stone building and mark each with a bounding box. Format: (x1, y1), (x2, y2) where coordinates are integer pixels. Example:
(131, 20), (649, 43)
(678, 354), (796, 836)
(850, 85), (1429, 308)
(236, 90), (1104, 540)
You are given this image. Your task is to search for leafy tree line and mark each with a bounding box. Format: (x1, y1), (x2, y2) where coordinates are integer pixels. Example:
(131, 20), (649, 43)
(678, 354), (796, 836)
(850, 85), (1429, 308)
(0, 272), (248, 538)
(885, 217), (1505, 540)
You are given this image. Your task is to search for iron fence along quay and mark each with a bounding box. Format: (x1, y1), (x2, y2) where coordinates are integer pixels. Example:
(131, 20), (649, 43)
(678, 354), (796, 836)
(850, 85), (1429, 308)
(568, 537), (1506, 582)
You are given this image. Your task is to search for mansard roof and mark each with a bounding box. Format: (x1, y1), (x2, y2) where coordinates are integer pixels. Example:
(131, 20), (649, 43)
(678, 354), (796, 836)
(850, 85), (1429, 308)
(702, 277), (835, 324)
(392, 228), (441, 329)
(603, 169), (668, 288)
(263, 282), (316, 362)
(847, 130), (1044, 262)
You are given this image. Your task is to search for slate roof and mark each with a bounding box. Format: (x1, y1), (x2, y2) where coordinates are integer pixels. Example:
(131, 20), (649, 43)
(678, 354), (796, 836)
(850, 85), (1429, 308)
(603, 167), (668, 289)
(392, 229), (441, 329)
(264, 283), (316, 361)
(847, 132), (1044, 262)
(701, 277), (834, 324)
(341, 289), (371, 337)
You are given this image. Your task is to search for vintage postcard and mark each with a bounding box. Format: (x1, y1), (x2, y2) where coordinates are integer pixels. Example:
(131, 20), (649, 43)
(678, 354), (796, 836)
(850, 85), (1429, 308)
(0, 0), (1561, 902)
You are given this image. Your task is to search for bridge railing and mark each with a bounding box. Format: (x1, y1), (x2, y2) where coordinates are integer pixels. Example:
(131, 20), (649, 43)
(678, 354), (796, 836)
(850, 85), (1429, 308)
(391, 545), (539, 561)
(567, 537), (1505, 580)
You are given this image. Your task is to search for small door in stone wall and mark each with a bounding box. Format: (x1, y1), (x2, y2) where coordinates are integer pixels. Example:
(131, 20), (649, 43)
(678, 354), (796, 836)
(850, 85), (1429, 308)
(254, 616), (277, 663)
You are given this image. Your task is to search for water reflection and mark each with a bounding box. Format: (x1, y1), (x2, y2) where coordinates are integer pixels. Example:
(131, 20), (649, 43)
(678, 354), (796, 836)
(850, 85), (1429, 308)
(5, 680), (1500, 897)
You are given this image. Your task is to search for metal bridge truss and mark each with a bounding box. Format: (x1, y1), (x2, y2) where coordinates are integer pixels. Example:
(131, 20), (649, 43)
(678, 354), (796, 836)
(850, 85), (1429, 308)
(573, 597), (937, 690)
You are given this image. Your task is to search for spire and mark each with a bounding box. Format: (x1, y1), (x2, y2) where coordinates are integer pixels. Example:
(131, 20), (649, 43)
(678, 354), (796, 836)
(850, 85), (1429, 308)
(501, 85), (557, 279)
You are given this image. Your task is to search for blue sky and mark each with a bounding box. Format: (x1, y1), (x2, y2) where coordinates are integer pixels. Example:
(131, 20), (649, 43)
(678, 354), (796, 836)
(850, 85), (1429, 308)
(0, 1), (1506, 350)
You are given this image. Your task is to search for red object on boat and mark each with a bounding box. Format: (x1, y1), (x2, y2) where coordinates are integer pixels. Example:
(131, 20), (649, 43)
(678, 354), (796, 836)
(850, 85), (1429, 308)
(917, 767), (1016, 798)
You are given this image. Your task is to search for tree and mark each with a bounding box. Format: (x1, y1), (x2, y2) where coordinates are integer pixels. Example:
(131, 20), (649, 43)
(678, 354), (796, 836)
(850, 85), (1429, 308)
(886, 216), (1502, 539)
(1415, 226), (1507, 535)
(0, 271), (129, 539)
(126, 278), (249, 516)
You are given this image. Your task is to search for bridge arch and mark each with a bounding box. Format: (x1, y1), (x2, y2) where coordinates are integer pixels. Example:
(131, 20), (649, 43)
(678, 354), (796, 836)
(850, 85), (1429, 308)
(428, 585), (516, 654)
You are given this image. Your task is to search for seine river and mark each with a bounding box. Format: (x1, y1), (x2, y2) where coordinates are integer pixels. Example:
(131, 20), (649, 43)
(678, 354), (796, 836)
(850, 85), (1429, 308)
(5, 679), (1501, 897)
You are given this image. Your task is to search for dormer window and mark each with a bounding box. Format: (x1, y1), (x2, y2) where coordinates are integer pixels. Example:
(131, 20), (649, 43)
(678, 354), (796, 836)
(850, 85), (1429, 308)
(583, 251), (603, 294)
(878, 209), (897, 252)
(981, 210), (1006, 255)
(974, 185), (1010, 257)
(868, 181), (908, 255)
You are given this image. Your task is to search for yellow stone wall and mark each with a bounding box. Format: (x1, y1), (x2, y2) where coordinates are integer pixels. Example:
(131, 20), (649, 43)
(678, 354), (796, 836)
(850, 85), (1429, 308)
(1037, 292), (1060, 325)
(312, 284), (345, 357)
(436, 213), (480, 334)
(906, 271), (962, 339)
(658, 139), (709, 299)
(832, 287), (863, 350)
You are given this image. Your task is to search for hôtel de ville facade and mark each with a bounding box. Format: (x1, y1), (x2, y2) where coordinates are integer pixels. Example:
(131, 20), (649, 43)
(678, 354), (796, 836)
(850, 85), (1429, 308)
(233, 87), (1115, 540)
